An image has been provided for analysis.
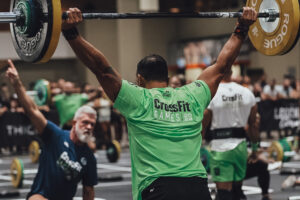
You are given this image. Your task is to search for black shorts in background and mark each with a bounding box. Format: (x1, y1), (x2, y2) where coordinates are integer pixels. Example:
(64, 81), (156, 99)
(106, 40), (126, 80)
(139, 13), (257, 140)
(141, 177), (212, 200)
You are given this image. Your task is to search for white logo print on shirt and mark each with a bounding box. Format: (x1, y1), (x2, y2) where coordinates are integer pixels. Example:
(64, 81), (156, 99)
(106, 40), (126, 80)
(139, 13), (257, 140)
(57, 152), (82, 180)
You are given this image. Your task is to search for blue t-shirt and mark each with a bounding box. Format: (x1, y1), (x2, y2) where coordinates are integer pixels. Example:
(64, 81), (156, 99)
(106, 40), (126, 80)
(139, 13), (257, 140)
(28, 121), (97, 200)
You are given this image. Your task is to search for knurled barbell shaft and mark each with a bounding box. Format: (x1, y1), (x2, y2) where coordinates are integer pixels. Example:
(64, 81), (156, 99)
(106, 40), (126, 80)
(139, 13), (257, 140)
(68, 11), (279, 20)
(0, 11), (280, 24)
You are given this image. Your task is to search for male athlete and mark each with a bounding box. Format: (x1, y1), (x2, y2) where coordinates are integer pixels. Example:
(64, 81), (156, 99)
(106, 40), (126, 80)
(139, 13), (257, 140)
(6, 60), (97, 200)
(202, 71), (260, 200)
(62, 7), (257, 200)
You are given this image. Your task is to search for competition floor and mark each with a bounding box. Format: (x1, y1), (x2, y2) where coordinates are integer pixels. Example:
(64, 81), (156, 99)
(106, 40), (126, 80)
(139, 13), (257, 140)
(0, 148), (300, 200)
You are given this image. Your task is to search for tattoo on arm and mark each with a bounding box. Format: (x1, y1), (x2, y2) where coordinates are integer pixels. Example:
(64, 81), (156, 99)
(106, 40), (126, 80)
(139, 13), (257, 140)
(95, 66), (122, 102)
(68, 36), (122, 102)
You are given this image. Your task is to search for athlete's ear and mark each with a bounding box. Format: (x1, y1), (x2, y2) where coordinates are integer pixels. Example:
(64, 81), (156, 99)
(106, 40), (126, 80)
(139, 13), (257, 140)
(72, 120), (77, 126)
(136, 74), (146, 87)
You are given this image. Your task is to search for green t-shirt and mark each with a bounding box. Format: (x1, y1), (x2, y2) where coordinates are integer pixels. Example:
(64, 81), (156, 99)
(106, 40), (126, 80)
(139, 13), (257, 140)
(54, 93), (89, 126)
(114, 80), (211, 200)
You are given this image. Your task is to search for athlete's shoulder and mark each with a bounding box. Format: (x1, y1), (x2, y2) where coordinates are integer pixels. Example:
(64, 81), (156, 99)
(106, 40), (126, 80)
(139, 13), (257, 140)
(231, 82), (252, 92)
(231, 83), (255, 101)
(53, 94), (64, 102)
(41, 121), (67, 141)
(46, 120), (62, 132)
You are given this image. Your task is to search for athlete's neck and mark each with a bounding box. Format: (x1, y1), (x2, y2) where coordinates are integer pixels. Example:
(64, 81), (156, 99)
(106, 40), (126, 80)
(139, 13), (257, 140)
(145, 81), (168, 89)
(70, 129), (84, 145)
(221, 80), (231, 83)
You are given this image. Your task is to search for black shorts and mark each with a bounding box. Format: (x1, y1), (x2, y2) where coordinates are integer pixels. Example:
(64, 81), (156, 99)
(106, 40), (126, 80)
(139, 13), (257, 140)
(141, 177), (212, 200)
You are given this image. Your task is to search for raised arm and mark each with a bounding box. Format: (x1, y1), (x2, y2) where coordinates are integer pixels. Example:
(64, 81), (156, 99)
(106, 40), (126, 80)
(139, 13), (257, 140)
(198, 7), (257, 98)
(62, 8), (122, 102)
(5, 60), (47, 134)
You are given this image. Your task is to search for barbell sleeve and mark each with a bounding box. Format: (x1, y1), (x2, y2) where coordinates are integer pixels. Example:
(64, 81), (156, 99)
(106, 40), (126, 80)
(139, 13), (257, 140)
(0, 12), (19, 23)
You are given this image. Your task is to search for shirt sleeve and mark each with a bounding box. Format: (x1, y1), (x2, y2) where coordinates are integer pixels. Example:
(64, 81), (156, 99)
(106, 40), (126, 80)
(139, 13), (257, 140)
(81, 93), (89, 103)
(82, 152), (98, 186)
(113, 80), (145, 118)
(183, 80), (212, 109)
(53, 94), (63, 103)
(40, 120), (64, 143)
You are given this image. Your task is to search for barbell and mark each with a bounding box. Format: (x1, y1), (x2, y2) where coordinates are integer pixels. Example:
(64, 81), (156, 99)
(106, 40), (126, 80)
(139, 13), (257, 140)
(11, 78), (51, 105)
(268, 136), (299, 162)
(27, 79), (52, 106)
(0, 0), (299, 63)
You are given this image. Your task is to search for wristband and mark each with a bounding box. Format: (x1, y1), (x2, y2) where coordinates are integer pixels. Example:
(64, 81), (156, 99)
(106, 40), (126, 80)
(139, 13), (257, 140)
(233, 22), (249, 38)
(62, 27), (79, 41)
(251, 142), (259, 152)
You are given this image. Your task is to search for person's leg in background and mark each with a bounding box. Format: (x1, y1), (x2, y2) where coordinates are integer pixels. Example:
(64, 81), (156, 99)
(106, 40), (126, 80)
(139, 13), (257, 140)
(234, 159), (271, 200)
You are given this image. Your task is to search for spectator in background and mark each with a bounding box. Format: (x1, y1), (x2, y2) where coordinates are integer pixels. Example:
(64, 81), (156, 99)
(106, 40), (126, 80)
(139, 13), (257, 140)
(81, 83), (95, 94)
(9, 96), (24, 113)
(0, 83), (11, 108)
(235, 149), (273, 200)
(0, 83), (9, 117)
(290, 80), (300, 99)
(277, 75), (294, 98)
(259, 73), (268, 89)
(232, 75), (243, 85)
(57, 78), (66, 90)
(88, 86), (113, 147)
(242, 75), (253, 92)
(53, 81), (98, 129)
(0, 105), (7, 117)
(169, 74), (186, 88)
(253, 82), (267, 102)
(263, 79), (282, 101)
(50, 81), (62, 97)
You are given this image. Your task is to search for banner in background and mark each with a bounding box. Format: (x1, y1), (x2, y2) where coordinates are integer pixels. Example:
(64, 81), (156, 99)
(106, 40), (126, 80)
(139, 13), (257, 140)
(0, 111), (59, 148)
(258, 99), (300, 131)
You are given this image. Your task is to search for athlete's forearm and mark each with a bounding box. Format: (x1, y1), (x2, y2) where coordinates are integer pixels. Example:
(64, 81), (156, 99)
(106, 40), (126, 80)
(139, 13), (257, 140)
(197, 33), (247, 97)
(67, 36), (122, 102)
(83, 186), (95, 200)
(201, 109), (212, 138)
(248, 120), (260, 143)
(248, 105), (260, 143)
(12, 79), (39, 116)
(248, 127), (260, 143)
(215, 34), (244, 76)
(11, 79), (47, 134)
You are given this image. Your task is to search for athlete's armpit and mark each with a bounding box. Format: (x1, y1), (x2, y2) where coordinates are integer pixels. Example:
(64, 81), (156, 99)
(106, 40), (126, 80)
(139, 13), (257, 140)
(96, 66), (122, 102)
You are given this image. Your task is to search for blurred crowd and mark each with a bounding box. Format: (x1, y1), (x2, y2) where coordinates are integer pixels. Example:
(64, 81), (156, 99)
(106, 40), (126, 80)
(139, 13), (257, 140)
(0, 78), (128, 152)
(169, 73), (300, 101)
(242, 74), (300, 101)
(0, 72), (299, 153)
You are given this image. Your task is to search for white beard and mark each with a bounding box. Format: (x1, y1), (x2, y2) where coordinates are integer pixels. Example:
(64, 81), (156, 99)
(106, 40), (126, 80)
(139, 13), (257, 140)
(75, 123), (93, 143)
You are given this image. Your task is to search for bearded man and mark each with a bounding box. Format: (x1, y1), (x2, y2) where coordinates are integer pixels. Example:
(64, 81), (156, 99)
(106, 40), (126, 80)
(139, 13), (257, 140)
(5, 59), (97, 200)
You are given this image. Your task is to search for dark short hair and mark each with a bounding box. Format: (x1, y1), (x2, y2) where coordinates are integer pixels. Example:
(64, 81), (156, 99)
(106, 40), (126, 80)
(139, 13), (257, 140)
(136, 54), (168, 82)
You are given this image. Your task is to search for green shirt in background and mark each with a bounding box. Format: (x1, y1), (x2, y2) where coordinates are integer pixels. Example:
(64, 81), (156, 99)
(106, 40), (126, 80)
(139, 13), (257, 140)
(54, 93), (89, 127)
(114, 80), (211, 200)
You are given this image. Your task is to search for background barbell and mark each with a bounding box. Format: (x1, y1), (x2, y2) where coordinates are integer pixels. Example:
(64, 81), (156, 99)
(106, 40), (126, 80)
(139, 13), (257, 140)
(0, 0), (298, 63)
